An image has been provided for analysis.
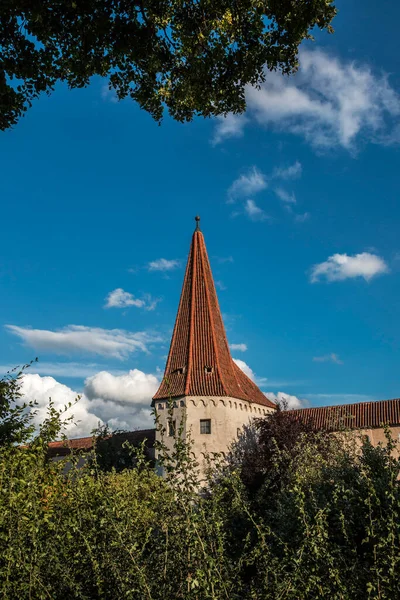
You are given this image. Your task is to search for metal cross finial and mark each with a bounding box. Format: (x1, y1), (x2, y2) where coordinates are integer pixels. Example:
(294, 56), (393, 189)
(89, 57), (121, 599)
(195, 215), (201, 231)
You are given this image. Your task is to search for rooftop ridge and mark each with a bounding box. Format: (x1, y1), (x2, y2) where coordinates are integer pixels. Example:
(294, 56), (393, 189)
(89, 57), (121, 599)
(287, 398), (400, 430)
(289, 397), (400, 412)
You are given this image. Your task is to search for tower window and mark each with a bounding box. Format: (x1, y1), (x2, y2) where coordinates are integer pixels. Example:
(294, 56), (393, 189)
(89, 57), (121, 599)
(158, 403), (164, 410)
(200, 419), (211, 434)
(172, 367), (185, 375)
(168, 420), (176, 437)
(204, 366), (213, 374)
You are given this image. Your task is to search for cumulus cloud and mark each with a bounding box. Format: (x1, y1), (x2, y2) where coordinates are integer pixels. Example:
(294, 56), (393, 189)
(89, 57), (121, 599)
(233, 358), (255, 381)
(244, 199), (268, 221)
(20, 368), (159, 438)
(230, 343), (247, 352)
(84, 369), (159, 405)
(105, 288), (145, 309)
(233, 358), (268, 387)
(147, 258), (181, 272)
(6, 325), (163, 360)
(264, 391), (308, 410)
(228, 167), (267, 202)
(214, 49), (400, 151)
(212, 113), (248, 145)
(104, 288), (160, 311)
(313, 353), (343, 365)
(20, 374), (101, 438)
(0, 362), (127, 379)
(310, 252), (389, 283)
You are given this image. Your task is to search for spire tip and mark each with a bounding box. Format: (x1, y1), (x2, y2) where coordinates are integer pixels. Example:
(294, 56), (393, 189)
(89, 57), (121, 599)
(195, 215), (201, 231)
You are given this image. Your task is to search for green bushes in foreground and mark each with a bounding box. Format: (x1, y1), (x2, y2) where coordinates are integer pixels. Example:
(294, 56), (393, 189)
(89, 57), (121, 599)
(0, 367), (400, 599)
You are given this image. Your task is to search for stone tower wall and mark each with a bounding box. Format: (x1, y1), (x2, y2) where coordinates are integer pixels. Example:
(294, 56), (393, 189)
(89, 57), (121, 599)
(154, 396), (274, 471)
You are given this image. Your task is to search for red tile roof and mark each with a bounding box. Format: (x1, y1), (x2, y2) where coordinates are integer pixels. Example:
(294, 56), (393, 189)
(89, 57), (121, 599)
(153, 220), (275, 409)
(287, 399), (400, 431)
(47, 429), (156, 458)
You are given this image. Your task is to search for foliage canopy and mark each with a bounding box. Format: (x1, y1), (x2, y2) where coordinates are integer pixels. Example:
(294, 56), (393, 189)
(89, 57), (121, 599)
(1, 0), (336, 130)
(1, 367), (400, 599)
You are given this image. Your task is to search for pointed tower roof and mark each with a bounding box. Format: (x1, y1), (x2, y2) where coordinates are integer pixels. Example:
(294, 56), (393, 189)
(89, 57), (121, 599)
(153, 218), (275, 409)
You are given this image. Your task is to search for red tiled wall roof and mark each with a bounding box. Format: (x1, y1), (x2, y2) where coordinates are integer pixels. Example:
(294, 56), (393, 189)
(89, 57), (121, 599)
(287, 399), (400, 431)
(153, 225), (274, 409)
(47, 429), (156, 458)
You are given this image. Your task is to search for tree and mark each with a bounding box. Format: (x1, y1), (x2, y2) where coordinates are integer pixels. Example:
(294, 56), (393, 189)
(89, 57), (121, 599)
(1, 0), (336, 130)
(0, 360), (77, 448)
(0, 362), (37, 446)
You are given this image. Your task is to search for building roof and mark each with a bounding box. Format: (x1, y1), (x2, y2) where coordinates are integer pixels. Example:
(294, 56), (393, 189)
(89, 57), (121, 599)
(153, 218), (275, 409)
(47, 429), (156, 458)
(287, 398), (400, 431)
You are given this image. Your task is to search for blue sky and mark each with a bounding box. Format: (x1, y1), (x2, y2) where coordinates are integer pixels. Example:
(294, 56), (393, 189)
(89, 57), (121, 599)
(1, 0), (400, 435)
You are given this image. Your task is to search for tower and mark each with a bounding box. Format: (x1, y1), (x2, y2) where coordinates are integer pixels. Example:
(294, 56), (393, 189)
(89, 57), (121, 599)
(152, 217), (276, 466)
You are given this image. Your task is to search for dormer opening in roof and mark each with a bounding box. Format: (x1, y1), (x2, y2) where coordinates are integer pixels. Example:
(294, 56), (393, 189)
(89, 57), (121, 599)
(172, 367), (185, 375)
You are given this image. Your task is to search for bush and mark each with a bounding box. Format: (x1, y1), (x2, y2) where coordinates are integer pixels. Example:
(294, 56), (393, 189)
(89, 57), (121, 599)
(1, 370), (399, 599)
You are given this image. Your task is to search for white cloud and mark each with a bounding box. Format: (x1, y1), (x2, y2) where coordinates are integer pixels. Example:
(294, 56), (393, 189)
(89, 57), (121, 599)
(6, 325), (163, 360)
(0, 362), (127, 379)
(147, 258), (181, 272)
(275, 187), (296, 204)
(104, 288), (160, 311)
(313, 353), (343, 365)
(20, 368), (158, 438)
(310, 252), (389, 283)
(244, 199), (268, 222)
(233, 358), (268, 387)
(143, 294), (162, 311)
(230, 343), (247, 352)
(215, 280), (227, 291)
(264, 391), (308, 410)
(233, 358), (255, 380)
(84, 369), (159, 406)
(228, 167), (267, 202)
(272, 161), (302, 180)
(105, 288), (145, 309)
(212, 113), (248, 145)
(226, 161), (304, 220)
(214, 49), (400, 151)
(20, 374), (101, 438)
